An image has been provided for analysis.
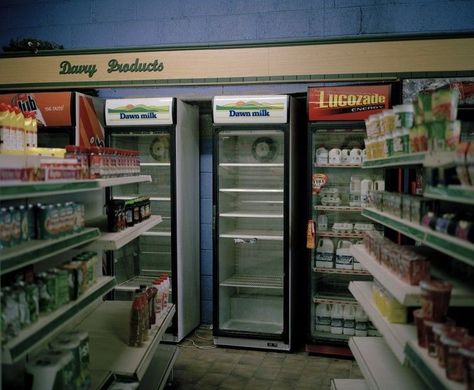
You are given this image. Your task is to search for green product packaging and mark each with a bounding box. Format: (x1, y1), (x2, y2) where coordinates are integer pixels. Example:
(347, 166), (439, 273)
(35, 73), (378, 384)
(427, 121), (447, 152)
(56, 269), (70, 306)
(36, 273), (51, 313)
(445, 120), (461, 151)
(50, 335), (82, 390)
(19, 205), (29, 242)
(9, 206), (21, 247)
(25, 282), (39, 324)
(2, 286), (21, 341)
(0, 207), (12, 249)
(13, 281), (30, 328)
(42, 350), (75, 390)
(60, 262), (82, 301)
(45, 271), (59, 311)
(417, 91), (433, 123)
(61, 331), (91, 389)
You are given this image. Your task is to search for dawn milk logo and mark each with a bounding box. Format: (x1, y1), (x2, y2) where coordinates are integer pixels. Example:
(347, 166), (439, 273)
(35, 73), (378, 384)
(216, 100), (284, 118)
(107, 103), (169, 120)
(105, 98), (174, 126)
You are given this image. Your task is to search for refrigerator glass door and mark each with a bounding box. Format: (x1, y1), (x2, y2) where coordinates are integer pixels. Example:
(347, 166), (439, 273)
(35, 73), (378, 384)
(217, 129), (285, 335)
(110, 132), (173, 295)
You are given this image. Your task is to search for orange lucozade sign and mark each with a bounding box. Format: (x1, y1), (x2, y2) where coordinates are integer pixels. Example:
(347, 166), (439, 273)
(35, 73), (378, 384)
(308, 85), (391, 121)
(0, 92), (73, 127)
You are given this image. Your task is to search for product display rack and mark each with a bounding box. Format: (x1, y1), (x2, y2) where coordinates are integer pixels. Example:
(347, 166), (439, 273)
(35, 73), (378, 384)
(0, 174), (171, 388)
(76, 301), (176, 382)
(361, 152), (426, 169)
(423, 185), (474, 205)
(349, 337), (427, 390)
(362, 207), (474, 267)
(351, 244), (474, 307)
(313, 267), (370, 276)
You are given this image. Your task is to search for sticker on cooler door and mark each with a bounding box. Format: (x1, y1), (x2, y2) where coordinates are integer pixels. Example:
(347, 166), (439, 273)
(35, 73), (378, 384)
(213, 95), (288, 124)
(105, 97), (173, 126)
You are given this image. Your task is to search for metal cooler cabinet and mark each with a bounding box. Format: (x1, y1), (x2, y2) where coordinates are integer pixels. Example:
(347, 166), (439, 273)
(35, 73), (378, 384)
(212, 95), (302, 351)
(105, 97), (200, 342)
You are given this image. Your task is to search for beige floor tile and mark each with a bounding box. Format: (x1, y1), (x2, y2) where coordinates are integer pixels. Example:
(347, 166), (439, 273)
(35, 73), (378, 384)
(196, 372), (227, 387)
(253, 365), (281, 380)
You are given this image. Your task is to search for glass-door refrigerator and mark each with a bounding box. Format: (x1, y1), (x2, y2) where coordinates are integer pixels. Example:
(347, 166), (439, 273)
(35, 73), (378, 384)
(104, 97), (200, 342)
(212, 95), (302, 351)
(306, 84), (397, 355)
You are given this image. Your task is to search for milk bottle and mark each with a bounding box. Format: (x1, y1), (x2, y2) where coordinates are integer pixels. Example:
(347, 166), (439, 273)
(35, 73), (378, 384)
(343, 304), (355, 336)
(315, 238), (334, 268)
(330, 303), (344, 335)
(355, 305), (368, 336)
(315, 303), (331, 333)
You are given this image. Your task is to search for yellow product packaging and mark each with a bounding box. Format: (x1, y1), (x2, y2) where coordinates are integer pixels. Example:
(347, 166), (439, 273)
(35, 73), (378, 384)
(445, 120), (461, 151)
(385, 295), (407, 323)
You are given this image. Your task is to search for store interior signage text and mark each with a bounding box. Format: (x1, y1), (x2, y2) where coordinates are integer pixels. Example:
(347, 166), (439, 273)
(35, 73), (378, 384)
(58, 58), (165, 78)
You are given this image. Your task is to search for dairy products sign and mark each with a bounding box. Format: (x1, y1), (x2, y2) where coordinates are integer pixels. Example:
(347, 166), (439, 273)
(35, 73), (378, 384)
(105, 97), (173, 126)
(213, 95), (288, 124)
(308, 85), (391, 121)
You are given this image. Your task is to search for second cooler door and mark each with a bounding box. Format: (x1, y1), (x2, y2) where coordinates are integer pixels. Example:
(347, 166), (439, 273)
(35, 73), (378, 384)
(216, 129), (286, 336)
(110, 132), (173, 295)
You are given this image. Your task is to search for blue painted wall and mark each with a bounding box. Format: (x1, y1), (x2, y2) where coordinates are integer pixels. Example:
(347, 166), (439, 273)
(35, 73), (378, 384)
(1, 0), (473, 326)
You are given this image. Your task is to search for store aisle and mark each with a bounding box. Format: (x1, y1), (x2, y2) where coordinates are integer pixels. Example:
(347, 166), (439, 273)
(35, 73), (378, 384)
(169, 327), (363, 389)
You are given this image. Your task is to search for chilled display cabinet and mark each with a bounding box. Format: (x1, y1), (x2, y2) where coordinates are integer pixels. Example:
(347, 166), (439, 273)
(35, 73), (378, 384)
(306, 84), (397, 354)
(212, 95), (302, 351)
(105, 97), (200, 342)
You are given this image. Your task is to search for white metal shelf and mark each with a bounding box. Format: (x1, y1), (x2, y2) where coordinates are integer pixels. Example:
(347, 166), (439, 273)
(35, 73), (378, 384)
(313, 294), (357, 305)
(314, 205), (362, 212)
(219, 211), (283, 218)
(349, 337), (427, 390)
(115, 275), (161, 292)
(2, 276), (116, 364)
(349, 281), (416, 364)
(77, 302), (175, 380)
(220, 274), (283, 289)
(362, 152), (426, 169)
(318, 231), (365, 239)
(423, 185), (474, 205)
(140, 162), (170, 166)
(220, 229), (283, 241)
(351, 245), (474, 307)
(313, 266), (370, 276)
(96, 175), (152, 187)
(88, 215), (162, 251)
(0, 227), (100, 276)
(362, 207), (474, 267)
(219, 188), (284, 193)
(314, 163), (362, 168)
(114, 196), (171, 201)
(141, 231), (172, 237)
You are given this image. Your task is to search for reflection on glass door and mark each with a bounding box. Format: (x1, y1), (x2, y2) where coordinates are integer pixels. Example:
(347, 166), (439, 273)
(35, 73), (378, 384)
(110, 132), (173, 298)
(216, 130), (285, 335)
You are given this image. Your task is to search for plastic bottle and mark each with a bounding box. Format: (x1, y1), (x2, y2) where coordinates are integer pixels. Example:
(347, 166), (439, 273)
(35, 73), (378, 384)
(0, 103), (10, 153)
(330, 303), (344, 335)
(13, 107), (24, 152)
(315, 303), (331, 333)
(355, 305), (368, 336)
(23, 112), (32, 149)
(315, 238), (334, 268)
(343, 304), (356, 336)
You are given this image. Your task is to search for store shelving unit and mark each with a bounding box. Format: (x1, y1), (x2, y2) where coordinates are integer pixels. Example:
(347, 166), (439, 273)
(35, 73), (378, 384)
(314, 164), (362, 168)
(423, 185), (474, 205)
(349, 281), (416, 364)
(0, 174), (170, 388)
(351, 244), (474, 307)
(405, 339), (464, 390)
(318, 231), (365, 239)
(77, 301), (176, 381)
(362, 207), (474, 266)
(361, 152), (426, 169)
(349, 337), (427, 390)
(313, 267), (370, 276)
(2, 276), (116, 364)
(315, 205), (362, 212)
(0, 227), (100, 275)
(89, 215), (163, 251)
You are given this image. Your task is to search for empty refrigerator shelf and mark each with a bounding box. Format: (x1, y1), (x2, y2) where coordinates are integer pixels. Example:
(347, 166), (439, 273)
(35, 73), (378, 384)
(115, 275), (163, 291)
(219, 211), (283, 218)
(142, 231), (172, 237)
(220, 229), (283, 240)
(114, 196), (171, 201)
(313, 293), (357, 305)
(220, 274), (283, 289)
(220, 319), (283, 334)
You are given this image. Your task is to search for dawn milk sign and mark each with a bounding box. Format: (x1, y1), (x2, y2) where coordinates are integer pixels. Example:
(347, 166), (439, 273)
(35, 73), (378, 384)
(105, 97), (174, 126)
(213, 95), (289, 124)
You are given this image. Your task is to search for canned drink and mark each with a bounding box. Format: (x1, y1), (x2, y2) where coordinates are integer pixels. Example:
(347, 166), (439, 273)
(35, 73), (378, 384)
(2, 286), (21, 341)
(57, 203), (67, 237)
(36, 273), (51, 313)
(19, 205), (29, 242)
(64, 202), (74, 233)
(27, 204), (36, 240)
(45, 271), (59, 311)
(38, 205), (55, 240)
(9, 206), (21, 247)
(56, 269), (70, 306)
(25, 282), (39, 324)
(13, 281), (30, 328)
(0, 207), (11, 249)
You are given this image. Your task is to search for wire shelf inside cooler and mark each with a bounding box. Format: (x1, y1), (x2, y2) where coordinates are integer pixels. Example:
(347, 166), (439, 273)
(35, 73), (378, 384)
(220, 274), (283, 289)
(220, 320), (283, 334)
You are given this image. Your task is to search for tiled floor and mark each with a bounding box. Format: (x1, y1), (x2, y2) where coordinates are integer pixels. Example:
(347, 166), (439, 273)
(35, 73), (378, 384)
(169, 327), (364, 389)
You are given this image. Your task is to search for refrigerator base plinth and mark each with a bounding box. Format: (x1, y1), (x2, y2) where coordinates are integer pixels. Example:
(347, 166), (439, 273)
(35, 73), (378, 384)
(214, 335), (290, 351)
(220, 319), (283, 334)
(305, 343), (353, 358)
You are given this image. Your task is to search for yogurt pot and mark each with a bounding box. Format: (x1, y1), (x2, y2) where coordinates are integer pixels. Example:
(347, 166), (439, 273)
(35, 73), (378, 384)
(420, 280), (452, 322)
(441, 329), (470, 382)
(460, 337), (474, 389)
(394, 104), (415, 129)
